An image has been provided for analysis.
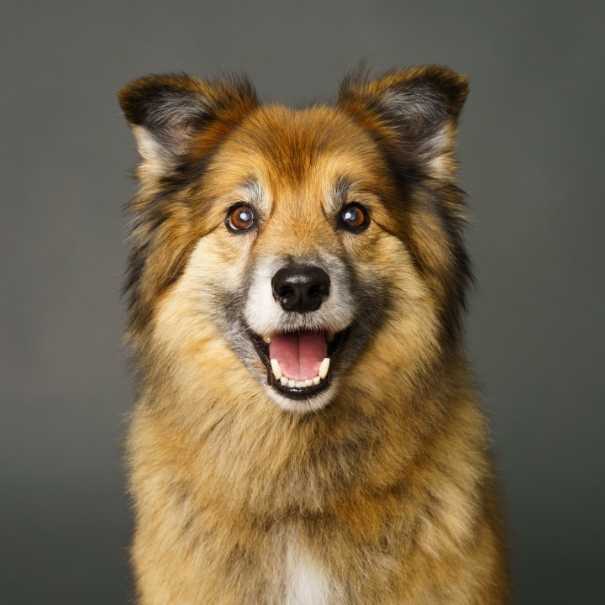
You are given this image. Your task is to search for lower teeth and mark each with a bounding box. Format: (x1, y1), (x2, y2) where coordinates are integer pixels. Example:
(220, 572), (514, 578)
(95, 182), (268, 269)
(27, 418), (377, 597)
(270, 357), (330, 388)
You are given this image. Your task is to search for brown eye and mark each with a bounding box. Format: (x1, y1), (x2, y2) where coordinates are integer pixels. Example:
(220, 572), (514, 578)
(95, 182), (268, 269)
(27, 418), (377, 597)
(338, 202), (369, 233)
(226, 203), (256, 233)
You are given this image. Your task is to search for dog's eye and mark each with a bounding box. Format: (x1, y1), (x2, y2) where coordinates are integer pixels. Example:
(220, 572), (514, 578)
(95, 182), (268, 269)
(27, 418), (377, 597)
(338, 203), (369, 233)
(226, 203), (256, 233)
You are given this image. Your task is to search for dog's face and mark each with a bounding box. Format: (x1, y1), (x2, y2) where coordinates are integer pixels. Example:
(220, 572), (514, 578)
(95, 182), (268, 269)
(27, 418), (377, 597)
(119, 68), (470, 413)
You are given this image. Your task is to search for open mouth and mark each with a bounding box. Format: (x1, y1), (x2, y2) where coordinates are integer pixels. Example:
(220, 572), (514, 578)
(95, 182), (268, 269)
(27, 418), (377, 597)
(249, 327), (351, 400)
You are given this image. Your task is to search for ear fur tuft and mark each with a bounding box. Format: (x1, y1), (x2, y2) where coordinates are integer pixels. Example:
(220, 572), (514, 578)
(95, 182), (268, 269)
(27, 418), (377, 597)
(118, 73), (258, 175)
(338, 65), (469, 179)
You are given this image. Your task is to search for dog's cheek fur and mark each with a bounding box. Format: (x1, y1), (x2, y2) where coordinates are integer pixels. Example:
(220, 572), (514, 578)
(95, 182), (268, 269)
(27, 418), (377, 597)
(125, 193), (198, 343)
(402, 183), (471, 349)
(181, 231), (263, 371)
(142, 233), (265, 419)
(342, 229), (442, 404)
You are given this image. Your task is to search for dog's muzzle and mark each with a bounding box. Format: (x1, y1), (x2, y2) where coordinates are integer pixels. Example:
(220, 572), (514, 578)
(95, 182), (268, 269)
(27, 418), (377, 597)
(243, 254), (355, 408)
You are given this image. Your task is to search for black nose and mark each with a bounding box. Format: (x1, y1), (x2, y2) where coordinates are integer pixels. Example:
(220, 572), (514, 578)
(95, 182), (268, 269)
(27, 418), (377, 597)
(271, 265), (331, 313)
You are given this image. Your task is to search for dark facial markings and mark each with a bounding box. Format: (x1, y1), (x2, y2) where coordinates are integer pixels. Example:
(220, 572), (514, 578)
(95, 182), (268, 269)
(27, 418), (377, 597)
(338, 255), (393, 371)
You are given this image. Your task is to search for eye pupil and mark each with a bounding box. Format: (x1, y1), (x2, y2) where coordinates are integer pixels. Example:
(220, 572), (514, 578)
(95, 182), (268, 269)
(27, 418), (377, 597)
(227, 203), (256, 232)
(344, 209), (358, 222)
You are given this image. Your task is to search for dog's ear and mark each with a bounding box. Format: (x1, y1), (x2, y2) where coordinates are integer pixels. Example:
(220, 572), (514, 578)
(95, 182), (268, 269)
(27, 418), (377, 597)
(118, 73), (258, 177)
(337, 65), (468, 180)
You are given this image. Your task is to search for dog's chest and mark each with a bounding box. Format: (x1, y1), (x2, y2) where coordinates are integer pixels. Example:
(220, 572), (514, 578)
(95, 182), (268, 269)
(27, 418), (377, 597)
(283, 538), (332, 605)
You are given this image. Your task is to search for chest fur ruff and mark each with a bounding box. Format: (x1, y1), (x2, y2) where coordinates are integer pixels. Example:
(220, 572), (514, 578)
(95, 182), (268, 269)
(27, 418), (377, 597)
(285, 538), (332, 605)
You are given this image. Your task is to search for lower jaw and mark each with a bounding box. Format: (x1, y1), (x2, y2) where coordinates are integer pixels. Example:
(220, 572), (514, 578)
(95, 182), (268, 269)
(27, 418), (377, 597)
(267, 371), (332, 400)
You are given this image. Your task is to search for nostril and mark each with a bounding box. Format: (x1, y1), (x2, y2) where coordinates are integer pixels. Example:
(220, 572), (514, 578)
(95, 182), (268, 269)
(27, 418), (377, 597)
(277, 283), (295, 299)
(276, 283), (297, 309)
(306, 284), (326, 307)
(308, 282), (329, 298)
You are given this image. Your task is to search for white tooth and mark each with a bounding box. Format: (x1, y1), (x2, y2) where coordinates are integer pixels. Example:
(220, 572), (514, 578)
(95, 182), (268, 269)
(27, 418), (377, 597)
(295, 380), (306, 388)
(270, 358), (282, 380)
(280, 376), (288, 386)
(288, 379), (296, 388)
(318, 357), (330, 380)
(303, 379), (312, 387)
(312, 376), (320, 385)
(263, 335), (272, 344)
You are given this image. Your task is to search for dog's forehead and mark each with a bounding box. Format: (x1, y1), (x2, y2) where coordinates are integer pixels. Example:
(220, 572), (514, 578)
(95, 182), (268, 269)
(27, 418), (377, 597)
(213, 104), (386, 196)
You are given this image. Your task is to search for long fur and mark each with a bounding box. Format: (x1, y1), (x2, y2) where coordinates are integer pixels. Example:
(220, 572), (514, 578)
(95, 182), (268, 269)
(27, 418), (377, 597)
(118, 65), (509, 604)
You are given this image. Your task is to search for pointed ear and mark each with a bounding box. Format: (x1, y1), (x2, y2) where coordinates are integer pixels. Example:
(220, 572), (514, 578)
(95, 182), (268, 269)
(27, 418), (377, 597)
(337, 65), (469, 180)
(118, 73), (258, 177)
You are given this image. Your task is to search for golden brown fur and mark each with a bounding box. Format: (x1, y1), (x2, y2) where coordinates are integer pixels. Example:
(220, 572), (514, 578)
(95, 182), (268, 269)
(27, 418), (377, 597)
(119, 66), (509, 603)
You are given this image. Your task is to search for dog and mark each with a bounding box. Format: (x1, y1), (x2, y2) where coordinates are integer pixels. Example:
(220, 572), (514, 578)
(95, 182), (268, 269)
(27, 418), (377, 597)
(118, 65), (509, 604)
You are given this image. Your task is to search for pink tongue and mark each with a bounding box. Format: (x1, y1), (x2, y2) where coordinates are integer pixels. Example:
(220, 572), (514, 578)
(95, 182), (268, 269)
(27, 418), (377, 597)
(269, 332), (327, 380)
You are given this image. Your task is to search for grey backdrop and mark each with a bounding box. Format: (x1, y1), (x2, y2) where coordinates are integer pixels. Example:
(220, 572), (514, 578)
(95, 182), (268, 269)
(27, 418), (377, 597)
(3, 1), (603, 603)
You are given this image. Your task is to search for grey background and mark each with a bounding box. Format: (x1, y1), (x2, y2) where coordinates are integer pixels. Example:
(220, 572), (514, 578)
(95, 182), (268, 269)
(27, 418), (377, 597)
(3, 1), (603, 603)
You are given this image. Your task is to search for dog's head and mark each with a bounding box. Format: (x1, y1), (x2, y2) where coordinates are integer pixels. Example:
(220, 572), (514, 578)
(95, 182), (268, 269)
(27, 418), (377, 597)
(119, 67), (470, 413)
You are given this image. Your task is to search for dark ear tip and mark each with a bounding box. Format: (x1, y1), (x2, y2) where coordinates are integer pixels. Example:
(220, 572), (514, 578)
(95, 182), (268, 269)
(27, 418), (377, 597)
(338, 64), (470, 118)
(117, 73), (198, 125)
(415, 65), (470, 116)
(118, 75), (164, 125)
(117, 73), (258, 127)
(117, 83), (137, 122)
